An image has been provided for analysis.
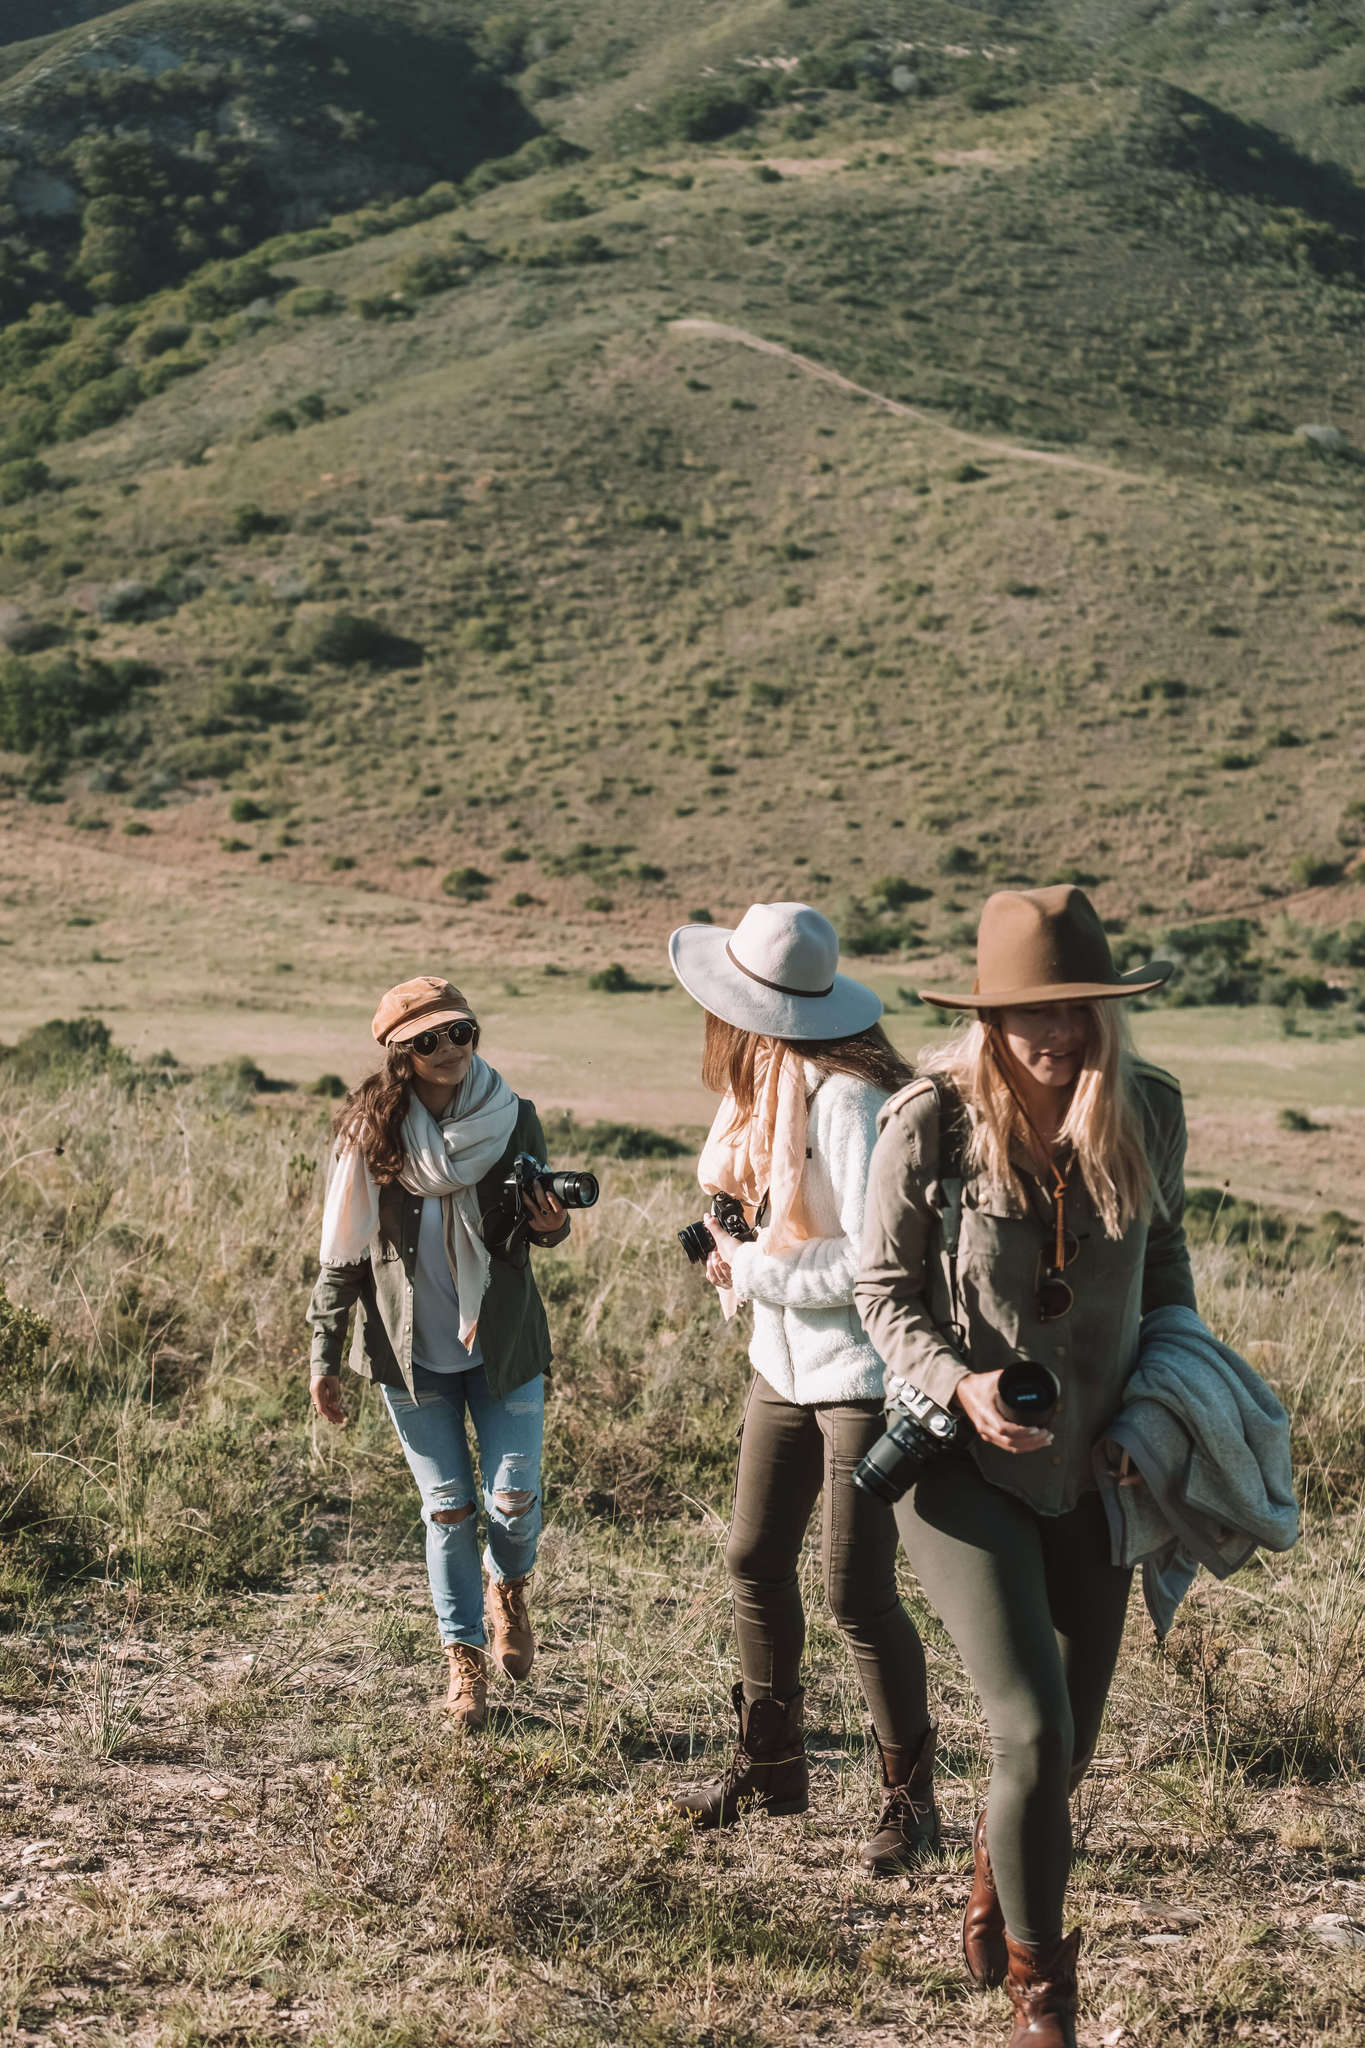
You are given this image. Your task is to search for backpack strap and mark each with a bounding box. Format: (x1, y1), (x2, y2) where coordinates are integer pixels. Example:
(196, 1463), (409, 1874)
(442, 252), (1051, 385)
(879, 1074), (970, 1356)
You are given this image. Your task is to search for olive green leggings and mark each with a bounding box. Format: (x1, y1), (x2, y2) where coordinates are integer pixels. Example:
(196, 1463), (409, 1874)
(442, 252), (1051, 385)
(894, 1458), (1132, 1947)
(727, 1373), (931, 1751)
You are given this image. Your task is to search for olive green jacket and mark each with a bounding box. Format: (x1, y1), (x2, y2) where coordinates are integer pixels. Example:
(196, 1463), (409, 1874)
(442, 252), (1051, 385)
(305, 1099), (569, 1400)
(854, 1061), (1197, 1516)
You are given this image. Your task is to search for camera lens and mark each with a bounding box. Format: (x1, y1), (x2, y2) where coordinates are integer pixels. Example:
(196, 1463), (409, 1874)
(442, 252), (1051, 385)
(996, 1361), (1059, 1425)
(544, 1169), (599, 1209)
(851, 1429), (911, 1505)
(677, 1220), (716, 1265)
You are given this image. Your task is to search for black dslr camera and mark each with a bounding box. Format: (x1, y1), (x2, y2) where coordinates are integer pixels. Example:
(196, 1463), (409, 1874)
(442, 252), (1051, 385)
(854, 1361), (1059, 1506)
(505, 1152), (600, 1212)
(678, 1192), (757, 1266)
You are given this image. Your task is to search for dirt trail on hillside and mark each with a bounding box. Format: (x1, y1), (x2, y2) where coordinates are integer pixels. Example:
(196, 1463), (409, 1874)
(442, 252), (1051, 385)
(669, 317), (1154, 486)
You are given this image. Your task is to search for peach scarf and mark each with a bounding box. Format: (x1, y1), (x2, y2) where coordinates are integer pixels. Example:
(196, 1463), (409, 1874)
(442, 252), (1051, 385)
(697, 1047), (816, 1317)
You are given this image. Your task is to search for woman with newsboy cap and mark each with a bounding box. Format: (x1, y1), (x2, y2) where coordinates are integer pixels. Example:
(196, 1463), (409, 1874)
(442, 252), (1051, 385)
(307, 976), (570, 1729)
(666, 902), (940, 1875)
(856, 887), (1196, 2048)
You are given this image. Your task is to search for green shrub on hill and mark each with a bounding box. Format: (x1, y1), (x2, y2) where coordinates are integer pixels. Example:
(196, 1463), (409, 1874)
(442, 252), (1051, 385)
(0, 653), (160, 758)
(442, 865), (490, 901)
(0, 458), (49, 505)
(308, 612), (424, 669)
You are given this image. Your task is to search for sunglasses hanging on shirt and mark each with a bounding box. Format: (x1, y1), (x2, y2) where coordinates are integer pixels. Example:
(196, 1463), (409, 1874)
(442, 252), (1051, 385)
(1009, 1087), (1079, 1324)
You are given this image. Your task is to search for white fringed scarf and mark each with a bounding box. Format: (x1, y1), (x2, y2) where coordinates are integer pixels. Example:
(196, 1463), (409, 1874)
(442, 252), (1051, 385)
(319, 1057), (518, 1348)
(697, 1046), (815, 1319)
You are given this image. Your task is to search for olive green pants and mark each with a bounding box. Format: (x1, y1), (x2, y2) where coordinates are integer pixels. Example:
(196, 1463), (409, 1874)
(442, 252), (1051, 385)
(895, 1457), (1132, 1947)
(727, 1372), (931, 1752)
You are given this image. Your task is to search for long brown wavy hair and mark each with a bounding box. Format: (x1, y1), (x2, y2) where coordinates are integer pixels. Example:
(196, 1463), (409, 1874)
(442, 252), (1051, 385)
(702, 1012), (912, 1134)
(331, 1028), (481, 1183)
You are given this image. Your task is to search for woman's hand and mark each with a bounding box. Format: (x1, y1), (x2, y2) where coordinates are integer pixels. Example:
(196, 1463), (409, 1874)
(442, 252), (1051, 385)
(703, 1217), (745, 1293)
(1101, 1438), (1144, 1488)
(953, 1370), (1053, 1455)
(523, 1183), (568, 1234)
(311, 1374), (347, 1427)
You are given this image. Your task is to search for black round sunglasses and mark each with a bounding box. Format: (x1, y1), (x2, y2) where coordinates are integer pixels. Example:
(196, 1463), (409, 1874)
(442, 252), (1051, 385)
(407, 1020), (477, 1056)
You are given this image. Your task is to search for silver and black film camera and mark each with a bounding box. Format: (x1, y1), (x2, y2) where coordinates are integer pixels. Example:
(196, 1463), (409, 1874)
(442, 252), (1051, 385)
(678, 1192), (757, 1266)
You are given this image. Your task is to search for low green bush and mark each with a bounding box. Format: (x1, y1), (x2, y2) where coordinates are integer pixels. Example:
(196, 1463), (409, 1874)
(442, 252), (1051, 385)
(587, 963), (646, 993)
(286, 287), (344, 319)
(0, 458), (50, 505)
(1290, 855), (1346, 889)
(442, 865), (490, 900)
(229, 504), (290, 542)
(309, 613), (425, 669)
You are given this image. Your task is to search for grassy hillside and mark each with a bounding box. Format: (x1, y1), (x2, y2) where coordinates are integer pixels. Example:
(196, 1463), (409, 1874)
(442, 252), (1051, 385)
(0, 0), (1362, 1016)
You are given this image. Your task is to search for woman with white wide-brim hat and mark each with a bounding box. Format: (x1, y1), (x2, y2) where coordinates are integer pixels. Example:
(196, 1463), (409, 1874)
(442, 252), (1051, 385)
(666, 901), (941, 1875)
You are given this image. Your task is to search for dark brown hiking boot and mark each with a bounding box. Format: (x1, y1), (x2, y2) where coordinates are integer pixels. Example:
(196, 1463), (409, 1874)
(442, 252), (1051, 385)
(1004, 1928), (1080, 2048)
(859, 1721), (940, 1874)
(485, 1572), (535, 1681)
(672, 1683), (809, 1828)
(963, 1807), (1008, 1987)
(442, 1644), (488, 1730)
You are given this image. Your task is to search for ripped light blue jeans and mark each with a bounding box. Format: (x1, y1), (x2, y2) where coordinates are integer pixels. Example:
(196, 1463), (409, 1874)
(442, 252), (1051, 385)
(381, 1364), (544, 1647)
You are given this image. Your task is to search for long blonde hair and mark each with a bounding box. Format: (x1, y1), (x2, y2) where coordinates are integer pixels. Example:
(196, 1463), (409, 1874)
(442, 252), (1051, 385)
(918, 1001), (1154, 1239)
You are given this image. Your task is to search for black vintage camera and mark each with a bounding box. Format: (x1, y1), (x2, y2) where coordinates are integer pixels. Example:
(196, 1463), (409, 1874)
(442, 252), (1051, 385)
(678, 1192), (757, 1266)
(853, 1385), (961, 1505)
(505, 1152), (599, 1211)
(854, 1361), (1061, 1506)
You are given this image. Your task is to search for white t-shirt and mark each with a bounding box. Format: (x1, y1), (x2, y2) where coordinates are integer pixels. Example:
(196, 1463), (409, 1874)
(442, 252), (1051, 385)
(411, 1196), (484, 1375)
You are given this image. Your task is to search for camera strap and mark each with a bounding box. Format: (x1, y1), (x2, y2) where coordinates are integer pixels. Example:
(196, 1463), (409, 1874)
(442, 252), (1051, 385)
(930, 1080), (969, 1353)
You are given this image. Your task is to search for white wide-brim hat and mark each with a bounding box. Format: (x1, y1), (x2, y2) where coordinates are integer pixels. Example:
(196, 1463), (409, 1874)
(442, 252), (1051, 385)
(669, 901), (883, 1042)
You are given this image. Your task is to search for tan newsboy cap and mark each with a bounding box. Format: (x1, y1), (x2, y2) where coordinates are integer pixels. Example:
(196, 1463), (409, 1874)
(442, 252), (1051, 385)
(372, 975), (475, 1045)
(918, 886), (1172, 1010)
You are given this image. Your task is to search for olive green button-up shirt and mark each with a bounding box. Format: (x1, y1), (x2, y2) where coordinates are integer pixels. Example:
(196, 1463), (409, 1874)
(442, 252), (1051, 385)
(854, 1061), (1196, 1517)
(305, 1098), (569, 1402)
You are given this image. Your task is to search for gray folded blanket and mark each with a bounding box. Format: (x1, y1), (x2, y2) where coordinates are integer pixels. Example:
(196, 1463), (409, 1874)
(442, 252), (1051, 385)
(1093, 1302), (1299, 1638)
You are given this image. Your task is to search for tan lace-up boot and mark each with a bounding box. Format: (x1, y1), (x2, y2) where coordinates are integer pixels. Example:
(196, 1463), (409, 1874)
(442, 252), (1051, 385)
(442, 1643), (488, 1728)
(485, 1573), (535, 1681)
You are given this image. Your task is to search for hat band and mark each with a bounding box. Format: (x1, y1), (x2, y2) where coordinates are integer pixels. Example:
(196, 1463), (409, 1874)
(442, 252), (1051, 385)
(725, 940), (835, 1000)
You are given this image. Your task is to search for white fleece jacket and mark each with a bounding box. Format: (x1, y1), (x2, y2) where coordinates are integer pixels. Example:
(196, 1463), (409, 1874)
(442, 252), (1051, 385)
(726, 1067), (889, 1406)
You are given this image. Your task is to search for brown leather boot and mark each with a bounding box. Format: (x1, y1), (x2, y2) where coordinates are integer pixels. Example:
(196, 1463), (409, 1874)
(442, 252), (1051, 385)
(1003, 1928), (1080, 2048)
(442, 1644), (488, 1729)
(859, 1722), (940, 1874)
(672, 1683), (809, 1827)
(963, 1808), (1008, 1988)
(485, 1572), (535, 1681)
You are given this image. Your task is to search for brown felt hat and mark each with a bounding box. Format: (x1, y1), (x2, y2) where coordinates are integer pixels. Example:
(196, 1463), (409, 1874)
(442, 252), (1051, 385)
(372, 975), (476, 1045)
(917, 886), (1172, 1010)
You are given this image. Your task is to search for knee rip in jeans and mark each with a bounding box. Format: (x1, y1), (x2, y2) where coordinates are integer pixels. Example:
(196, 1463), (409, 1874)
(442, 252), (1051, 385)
(430, 1502), (474, 1526)
(492, 1488), (536, 1520)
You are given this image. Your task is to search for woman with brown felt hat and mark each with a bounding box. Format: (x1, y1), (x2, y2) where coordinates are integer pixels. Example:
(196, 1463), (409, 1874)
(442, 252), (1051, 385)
(856, 886), (1197, 2048)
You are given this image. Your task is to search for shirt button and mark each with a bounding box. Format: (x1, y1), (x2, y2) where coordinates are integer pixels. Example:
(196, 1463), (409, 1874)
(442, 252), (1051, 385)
(1050, 1455), (1061, 1467)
